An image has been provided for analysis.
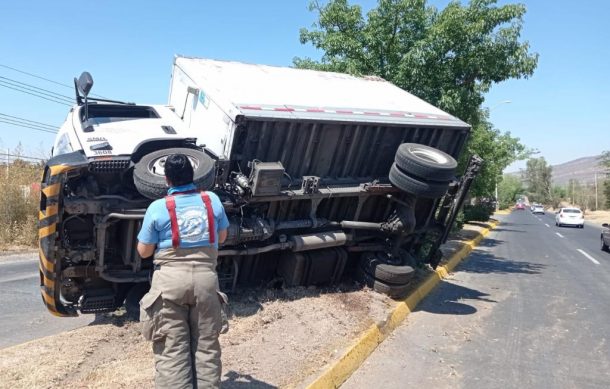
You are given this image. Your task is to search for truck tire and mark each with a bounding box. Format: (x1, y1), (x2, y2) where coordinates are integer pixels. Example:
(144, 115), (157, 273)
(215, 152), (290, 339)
(134, 148), (216, 199)
(356, 268), (411, 298)
(395, 143), (457, 181)
(360, 252), (415, 285)
(602, 236), (609, 252)
(389, 163), (450, 198)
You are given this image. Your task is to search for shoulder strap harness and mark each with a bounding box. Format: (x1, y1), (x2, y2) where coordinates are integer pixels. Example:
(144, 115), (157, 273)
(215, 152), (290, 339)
(165, 191), (215, 249)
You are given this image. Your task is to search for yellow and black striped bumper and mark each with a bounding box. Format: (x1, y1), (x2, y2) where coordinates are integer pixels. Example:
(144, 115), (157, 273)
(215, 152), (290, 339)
(38, 164), (77, 317)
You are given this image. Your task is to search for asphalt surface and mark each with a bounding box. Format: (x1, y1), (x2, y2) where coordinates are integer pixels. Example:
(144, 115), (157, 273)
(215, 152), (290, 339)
(342, 210), (610, 388)
(0, 252), (92, 349)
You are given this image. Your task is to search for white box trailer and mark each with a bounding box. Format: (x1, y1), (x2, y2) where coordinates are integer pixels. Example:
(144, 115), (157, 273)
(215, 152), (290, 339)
(169, 56), (469, 161)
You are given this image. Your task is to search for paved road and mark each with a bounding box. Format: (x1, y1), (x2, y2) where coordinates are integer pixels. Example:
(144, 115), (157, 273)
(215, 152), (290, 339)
(342, 210), (610, 388)
(0, 252), (92, 349)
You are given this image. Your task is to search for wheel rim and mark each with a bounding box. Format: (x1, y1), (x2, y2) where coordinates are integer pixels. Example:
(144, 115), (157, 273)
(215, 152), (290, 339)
(409, 146), (449, 165)
(148, 155), (200, 177)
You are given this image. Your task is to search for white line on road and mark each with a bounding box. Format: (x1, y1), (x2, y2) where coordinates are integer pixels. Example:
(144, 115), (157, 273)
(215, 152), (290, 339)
(577, 249), (601, 265)
(556, 232), (564, 238)
(0, 272), (39, 283)
(545, 223), (550, 227)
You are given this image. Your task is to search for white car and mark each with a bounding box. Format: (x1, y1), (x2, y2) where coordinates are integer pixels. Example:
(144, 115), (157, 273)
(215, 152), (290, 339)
(532, 205), (545, 214)
(555, 208), (584, 228)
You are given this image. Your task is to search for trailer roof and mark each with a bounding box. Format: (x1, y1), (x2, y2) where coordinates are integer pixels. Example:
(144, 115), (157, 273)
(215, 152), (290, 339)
(173, 56), (469, 128)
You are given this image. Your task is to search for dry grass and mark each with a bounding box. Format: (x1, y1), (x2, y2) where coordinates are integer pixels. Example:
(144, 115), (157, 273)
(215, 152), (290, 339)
(0, 162), (42, 249)
(584, 210), (610, 224)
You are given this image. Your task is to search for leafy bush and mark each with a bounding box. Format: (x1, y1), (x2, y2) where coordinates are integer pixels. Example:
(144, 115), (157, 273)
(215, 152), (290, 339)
(463, 203), (494, 222)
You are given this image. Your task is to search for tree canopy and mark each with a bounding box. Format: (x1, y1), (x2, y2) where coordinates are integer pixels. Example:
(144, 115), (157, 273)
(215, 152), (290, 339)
(295, 0), (538, 197)
(295, 0), (538, 125)
(523, 157), (552, 204)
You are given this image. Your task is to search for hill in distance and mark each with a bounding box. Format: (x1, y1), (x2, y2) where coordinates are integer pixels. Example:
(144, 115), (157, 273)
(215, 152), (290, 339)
(508, 155), (607, 186)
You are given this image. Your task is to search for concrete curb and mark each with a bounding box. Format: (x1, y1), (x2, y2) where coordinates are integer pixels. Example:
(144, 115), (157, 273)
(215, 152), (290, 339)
(304, 219), (500, 389)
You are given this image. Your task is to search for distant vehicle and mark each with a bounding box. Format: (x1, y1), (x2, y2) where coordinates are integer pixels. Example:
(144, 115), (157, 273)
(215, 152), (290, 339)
(555, 208), (584, 228)
(515, 203), (526, 210)
(601, 223), (610, 252)
(532, 205), (545, 214)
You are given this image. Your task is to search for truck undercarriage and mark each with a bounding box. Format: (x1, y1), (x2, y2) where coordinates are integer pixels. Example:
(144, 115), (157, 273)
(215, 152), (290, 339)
(40, 119), (479, 317)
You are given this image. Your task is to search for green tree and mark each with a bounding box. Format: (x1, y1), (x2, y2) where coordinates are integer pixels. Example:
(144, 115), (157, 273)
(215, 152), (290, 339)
(295, 0), (538, 126)
(551, 185), (566, 209)
(523, 157), (552, 204)
(296, 0), (537, 196)
(497, 174), (523, 209)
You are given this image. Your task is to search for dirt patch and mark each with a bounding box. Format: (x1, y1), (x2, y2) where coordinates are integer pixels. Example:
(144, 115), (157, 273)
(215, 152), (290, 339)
(584, 210), (610, 224)
(0, 223), (488, 389)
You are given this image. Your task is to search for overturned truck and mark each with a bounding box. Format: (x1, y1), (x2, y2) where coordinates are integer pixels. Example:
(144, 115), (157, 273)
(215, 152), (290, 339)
(39, 57), (480, 316)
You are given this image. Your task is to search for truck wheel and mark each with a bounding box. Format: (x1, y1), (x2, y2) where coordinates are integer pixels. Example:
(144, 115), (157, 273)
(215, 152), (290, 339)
(602, 236), (609, 252)
(389, 163), (450, 198)
(395, 143), (457, 181)
(360, 252), (415, 285)
(134, 148), (215, 199)
(356, 268), (411, 298)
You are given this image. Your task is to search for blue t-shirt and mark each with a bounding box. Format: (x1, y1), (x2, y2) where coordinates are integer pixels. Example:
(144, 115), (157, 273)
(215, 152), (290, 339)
(137, 183), (230, 250)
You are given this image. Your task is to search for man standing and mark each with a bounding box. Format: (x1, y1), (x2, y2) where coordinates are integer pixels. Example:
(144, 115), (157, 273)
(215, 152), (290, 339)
(137, 153), (229, 389)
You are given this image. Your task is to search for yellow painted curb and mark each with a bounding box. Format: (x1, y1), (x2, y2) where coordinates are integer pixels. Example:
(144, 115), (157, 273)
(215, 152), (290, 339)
(494, 209), (511, 215)
(305, 219), (500, 389)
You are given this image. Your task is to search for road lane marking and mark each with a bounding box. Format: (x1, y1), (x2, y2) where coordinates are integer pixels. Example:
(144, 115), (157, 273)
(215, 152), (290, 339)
(556, 232), (564, 238)
(0, 272), (39, 283)
(577, 249), (601, 265)
(545, 223), (550, 227)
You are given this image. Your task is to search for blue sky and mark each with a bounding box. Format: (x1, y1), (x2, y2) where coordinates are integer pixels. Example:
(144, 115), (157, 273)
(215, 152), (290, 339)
(0, 0), (608, 172)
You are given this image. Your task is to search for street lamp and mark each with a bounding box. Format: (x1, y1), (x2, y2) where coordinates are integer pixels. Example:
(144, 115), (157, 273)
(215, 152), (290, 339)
(489, 100), (512, 112)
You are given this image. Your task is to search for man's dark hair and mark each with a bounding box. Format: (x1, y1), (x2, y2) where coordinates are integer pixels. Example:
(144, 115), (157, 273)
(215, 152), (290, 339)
(164, 154), (194, 187)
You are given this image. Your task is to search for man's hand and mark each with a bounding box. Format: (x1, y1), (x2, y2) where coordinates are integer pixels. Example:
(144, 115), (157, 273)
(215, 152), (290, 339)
(137, 242), (156, 258)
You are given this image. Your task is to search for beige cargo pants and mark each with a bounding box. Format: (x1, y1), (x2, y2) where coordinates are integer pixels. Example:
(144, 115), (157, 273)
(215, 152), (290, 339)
(140, 248), (224, 389)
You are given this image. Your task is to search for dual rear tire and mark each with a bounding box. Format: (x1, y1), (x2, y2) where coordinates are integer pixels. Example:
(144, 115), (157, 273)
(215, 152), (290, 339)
(389, 143), (457, 199)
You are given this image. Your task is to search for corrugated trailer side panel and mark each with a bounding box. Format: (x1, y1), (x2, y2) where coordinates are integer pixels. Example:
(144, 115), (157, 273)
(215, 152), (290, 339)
(231, 118), (469, 224)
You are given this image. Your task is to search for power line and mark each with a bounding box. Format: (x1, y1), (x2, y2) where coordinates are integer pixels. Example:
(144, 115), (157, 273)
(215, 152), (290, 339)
(0, 62), (108, 99)
(0, 119), (57, 134)
(0, 113), (58, 130)
(3, 153), (46, 161)
(0, 63), (73, 90)
(0, 82), (71, 106)
(0, 76), (74, 102)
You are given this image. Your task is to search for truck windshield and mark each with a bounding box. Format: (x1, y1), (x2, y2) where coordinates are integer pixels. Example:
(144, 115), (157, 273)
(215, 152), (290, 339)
(80, 104), (159, 122)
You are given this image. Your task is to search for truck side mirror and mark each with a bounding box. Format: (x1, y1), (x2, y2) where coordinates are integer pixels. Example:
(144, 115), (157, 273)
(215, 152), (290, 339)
(77, 72), (94, 97)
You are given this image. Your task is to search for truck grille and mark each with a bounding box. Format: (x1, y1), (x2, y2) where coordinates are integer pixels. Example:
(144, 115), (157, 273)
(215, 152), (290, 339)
(89, 160), (130, 173)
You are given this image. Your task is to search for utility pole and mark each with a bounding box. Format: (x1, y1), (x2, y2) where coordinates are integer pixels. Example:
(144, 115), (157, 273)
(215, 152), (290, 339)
(595, 172), (598, 211)
(5, 148), (8, 176)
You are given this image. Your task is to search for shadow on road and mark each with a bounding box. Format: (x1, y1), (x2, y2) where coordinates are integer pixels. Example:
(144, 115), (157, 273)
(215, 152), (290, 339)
(416, 282), (496, 315)
(460, 250), (546, 275)
(492, 228), (526, 233)
(222, 371), (278, 388)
